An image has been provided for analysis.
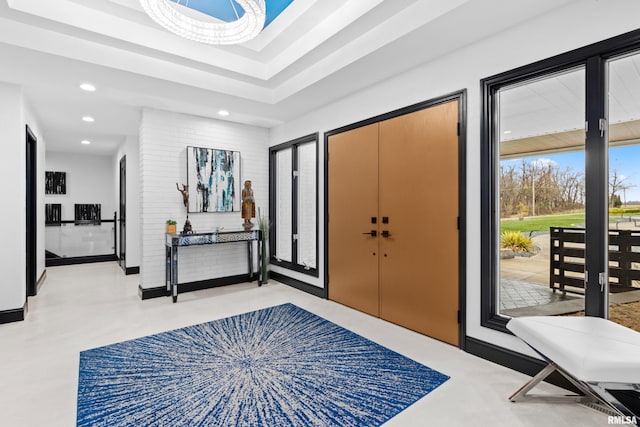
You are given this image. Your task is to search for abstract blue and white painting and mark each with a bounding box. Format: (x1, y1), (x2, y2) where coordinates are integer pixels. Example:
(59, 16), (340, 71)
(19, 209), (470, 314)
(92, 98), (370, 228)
(77, 304), (449, 426)
(187, 146), (240, 213)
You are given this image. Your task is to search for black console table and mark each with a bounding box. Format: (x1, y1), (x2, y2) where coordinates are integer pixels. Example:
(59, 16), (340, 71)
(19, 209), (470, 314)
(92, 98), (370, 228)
(165, 229), (263, 303)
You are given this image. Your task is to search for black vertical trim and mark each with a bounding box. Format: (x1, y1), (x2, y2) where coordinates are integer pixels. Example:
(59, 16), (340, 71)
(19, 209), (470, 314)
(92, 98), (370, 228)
(457, 90), (468, 351)
(113, 211), (117, 257)
(119, 155), (126, 271)
(25, 124), (37, 298)
(585, 55), (608, 318)
(323, 130), (330, 296)
(291, 146), (299, 266)
(268, 148), (277, 265)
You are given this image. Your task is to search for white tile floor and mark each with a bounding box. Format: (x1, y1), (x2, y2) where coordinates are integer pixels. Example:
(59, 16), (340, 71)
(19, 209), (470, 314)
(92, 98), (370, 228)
(0, 262), (609, 426)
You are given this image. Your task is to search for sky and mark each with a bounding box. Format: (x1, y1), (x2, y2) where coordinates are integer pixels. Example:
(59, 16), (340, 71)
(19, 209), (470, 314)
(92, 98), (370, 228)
(501, 144), (640, 203)
(170, 0), (294, 27)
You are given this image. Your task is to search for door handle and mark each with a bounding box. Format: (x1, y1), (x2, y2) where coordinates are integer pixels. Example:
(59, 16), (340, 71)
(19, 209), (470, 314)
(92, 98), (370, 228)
(381, 230), (391, 238)
(362, 230), (377, 237)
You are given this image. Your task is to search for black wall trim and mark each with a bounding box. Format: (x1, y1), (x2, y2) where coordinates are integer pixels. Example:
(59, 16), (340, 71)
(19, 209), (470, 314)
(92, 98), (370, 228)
(46, 254), (118, 267)
(125, 266), (140, 275)
(270, 271), (326, 298)
(177, 274), (258, 294)
(0, 306), (25, 324)
(139, 285), (169, 300)
(138, 274), (259, 300)
(465, 337), (580, 394)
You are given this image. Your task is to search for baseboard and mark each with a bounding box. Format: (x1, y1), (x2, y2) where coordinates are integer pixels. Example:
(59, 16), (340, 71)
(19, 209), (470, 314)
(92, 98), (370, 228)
(138, 285), (169, 300)
(0, 304), (26, 324)
(125, 266), (140, 275)
(138, 274), (259, 300)
(269, 272), (326, 298)
(46, 254), (118, 267)
(465, 336), (580, 394)
(178, 274), (259, 294)
(36, 270), (47, 293)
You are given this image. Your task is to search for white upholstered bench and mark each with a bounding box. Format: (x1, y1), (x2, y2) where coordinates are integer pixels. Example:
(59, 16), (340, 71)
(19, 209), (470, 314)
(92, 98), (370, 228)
(507, 316), (640, 417)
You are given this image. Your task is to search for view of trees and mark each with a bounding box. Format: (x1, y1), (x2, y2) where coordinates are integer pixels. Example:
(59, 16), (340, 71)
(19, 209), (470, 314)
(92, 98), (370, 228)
(500, 159), (584, 218)
(500, 159), (636, 217)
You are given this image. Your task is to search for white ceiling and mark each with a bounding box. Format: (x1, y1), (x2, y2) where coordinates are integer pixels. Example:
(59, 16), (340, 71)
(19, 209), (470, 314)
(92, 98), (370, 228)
(0, 0), (578, 155)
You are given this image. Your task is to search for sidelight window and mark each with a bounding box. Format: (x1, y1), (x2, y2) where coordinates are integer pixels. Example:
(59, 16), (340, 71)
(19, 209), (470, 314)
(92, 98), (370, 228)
(269, 134), (318, 276)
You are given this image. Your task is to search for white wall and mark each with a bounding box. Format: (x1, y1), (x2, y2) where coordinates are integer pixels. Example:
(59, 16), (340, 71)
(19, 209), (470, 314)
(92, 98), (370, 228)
(45, 151), (116, 222)
(139, 109), (269, 290)
(269, 0), (640, 356)
(0, 83), (26, 311)
(114, 135), (141, 269)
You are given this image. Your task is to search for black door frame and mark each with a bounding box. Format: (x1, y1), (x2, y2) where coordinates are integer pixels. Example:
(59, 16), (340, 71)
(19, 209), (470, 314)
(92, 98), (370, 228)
(323, 90), (468, 350)
(119, 155), (126, 272)
(26, 124), (37, 297)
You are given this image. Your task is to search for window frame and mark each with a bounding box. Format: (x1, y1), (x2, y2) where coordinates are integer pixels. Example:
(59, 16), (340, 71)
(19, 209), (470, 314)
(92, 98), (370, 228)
(269, 133), (319, 277)
(480, 29), (640, 333)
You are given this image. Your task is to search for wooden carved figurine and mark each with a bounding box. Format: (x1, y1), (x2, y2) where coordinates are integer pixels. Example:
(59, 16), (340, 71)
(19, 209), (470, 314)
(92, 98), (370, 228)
(242, 180), (255, 230)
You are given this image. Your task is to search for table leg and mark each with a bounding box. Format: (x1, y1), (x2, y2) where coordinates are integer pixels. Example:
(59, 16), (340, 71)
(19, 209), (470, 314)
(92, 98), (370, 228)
(165, 245), (171, 295)
(247, 240), (253, 282)
(258, 232), (263, 286)
(171, 246), (178, 303)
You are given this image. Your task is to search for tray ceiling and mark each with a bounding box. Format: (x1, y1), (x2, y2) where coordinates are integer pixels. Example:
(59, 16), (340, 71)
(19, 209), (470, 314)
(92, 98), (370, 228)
(0, 0), (577, 154)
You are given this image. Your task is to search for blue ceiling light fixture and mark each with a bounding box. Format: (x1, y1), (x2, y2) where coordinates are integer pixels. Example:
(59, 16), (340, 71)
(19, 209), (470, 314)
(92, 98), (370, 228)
(140, 0), (294, 45)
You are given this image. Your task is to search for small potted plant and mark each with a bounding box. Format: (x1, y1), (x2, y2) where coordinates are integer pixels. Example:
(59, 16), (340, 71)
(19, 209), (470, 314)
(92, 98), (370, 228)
(166, 219), (177, 234)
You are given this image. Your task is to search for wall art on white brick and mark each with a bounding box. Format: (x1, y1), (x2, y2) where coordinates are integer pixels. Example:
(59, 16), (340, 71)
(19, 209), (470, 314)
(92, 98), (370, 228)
(187, 146), (240, 213)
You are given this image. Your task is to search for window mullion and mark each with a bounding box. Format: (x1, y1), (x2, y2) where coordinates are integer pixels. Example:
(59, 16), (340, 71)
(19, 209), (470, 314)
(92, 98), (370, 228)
(584, 55), (608, 318)
(292, 145), (299, 267)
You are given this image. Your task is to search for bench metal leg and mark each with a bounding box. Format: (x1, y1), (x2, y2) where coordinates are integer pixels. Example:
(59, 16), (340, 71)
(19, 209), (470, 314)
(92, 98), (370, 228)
(509, 362), (597, 404)
(509, 362), (635, 417)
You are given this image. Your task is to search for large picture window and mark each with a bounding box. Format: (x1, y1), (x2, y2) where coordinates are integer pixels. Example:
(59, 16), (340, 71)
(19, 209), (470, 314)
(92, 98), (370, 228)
(481, 30), (640, 333)
(269, 134), (318, 277)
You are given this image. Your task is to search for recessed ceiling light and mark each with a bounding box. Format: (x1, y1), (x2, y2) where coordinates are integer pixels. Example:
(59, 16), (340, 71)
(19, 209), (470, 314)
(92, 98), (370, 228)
(218, 110), (230, 117)
(82, 116), (95, 123)
(503, 130), (512, 134)
(81, 140), (91, 145)
(80, 83), (96, 92)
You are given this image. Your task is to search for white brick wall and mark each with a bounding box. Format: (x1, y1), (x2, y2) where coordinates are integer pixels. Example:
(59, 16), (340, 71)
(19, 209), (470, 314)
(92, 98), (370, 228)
(139, 108), (269, 289)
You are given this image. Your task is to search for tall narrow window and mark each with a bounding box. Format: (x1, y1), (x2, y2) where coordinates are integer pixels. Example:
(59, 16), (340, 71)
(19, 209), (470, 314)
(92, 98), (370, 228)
(481, 29), (640, 332)
(607, 51), (640, 332)
(275, 148), (293, 262)
(496, 68), (586, 319)
(270, 134), (318, 277)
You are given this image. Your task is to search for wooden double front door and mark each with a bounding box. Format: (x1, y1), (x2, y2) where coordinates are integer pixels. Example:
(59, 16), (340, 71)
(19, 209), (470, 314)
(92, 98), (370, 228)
(328, 100), (460, 346)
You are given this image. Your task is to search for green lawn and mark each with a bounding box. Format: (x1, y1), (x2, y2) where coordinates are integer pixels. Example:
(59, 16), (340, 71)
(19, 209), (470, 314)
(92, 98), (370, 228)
(500, 206), (640, 234)
(500, 213), (585, 233)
